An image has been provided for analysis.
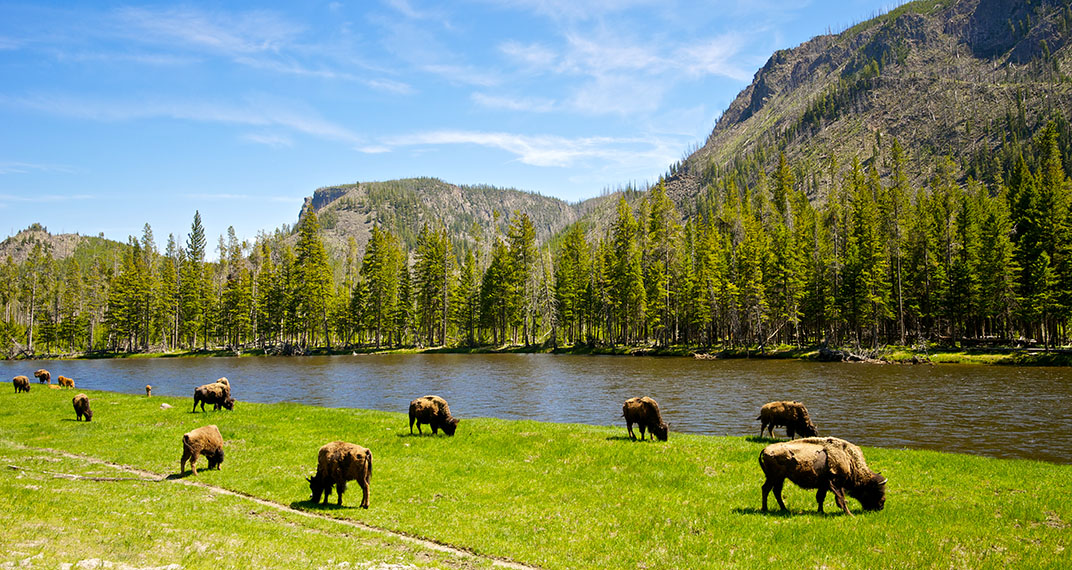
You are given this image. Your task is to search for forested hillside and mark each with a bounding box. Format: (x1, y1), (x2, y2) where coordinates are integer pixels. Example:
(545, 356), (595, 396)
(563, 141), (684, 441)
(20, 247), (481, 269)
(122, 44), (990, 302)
(2, 0), (1072, 357)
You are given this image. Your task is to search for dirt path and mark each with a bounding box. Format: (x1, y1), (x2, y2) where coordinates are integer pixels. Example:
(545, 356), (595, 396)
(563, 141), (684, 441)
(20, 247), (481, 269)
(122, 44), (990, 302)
(16, 444), (540, 570)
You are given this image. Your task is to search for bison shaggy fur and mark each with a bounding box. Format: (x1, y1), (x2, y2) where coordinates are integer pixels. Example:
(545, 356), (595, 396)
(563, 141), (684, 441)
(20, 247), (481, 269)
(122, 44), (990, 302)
(757, 401), (817, 439)
(72, 393), (93, 421)
(57, 376), (75, 388)
(181, 425), (224, 475)
(33, 369), (50, 384)
(307, 441), (372, 508)
(146, 384), (152, 397)
(408, 395), (459, 436)
(622, 396), (668, 441)
(759, 436), (887, 516)
(13, 375), (30, 393)
(192, 382), (234, 412)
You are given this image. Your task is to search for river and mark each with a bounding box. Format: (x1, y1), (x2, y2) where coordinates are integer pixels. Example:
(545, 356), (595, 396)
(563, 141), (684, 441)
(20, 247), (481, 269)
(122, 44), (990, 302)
(4, 354), (1070, 464)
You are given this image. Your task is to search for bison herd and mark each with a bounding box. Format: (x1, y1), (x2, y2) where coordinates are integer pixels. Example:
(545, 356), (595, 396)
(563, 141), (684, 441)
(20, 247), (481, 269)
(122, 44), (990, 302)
(12, 367), (886, 516)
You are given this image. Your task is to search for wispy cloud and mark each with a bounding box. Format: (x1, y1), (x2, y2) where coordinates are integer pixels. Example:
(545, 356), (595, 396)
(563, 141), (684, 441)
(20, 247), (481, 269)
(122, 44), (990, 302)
(181, 193), (300, 203)
(1, 93), (364, 145)
(115, 7), (302, 55)
(0, 192), (93, 202)
(375, 129), (677, 169)
(0, 161), (75, 175)
(471, 93), (555, 113)
(241, 132), (293, 148)
(480, 0), (660, 22)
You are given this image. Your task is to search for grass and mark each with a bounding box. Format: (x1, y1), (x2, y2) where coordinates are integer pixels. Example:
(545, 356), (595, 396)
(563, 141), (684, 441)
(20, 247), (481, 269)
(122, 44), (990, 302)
(2, 387), (1071, 569)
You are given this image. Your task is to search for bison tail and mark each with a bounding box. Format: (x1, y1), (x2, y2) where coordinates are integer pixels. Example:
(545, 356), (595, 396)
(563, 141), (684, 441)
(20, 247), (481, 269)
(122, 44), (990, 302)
(366, 449), (372, 476)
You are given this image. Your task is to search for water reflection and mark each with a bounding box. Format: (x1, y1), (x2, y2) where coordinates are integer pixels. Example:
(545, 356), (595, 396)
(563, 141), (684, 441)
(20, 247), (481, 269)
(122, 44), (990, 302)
(3, 354), (1069, 463)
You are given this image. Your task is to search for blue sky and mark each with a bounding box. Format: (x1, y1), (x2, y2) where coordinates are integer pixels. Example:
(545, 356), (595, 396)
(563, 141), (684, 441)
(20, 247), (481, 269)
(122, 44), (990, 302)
(0, 0), (899, 249)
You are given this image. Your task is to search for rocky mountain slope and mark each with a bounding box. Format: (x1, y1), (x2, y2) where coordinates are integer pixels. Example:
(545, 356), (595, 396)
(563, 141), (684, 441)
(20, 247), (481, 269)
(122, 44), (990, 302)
(665, 0), (1072, 204)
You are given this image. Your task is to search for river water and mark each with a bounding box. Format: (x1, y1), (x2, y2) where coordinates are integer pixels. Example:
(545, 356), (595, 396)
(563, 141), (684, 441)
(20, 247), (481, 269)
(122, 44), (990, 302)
(4, 354), (1070, 464)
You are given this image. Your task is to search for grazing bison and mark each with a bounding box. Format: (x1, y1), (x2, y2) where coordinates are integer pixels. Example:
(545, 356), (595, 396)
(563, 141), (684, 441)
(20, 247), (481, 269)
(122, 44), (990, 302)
(13, 375), (30, 393)
(408, 395), (459, 436)
(759, 436), (887, 516)
(57, 376), (75, 389)
(33, 369), (51, 384)
(192, 382), (234, 412)
(757, 401), (817, 439)
(307, 441), (372, 508)
(622, 396), (668, 441)
(72, 393), (93, 422)
(181, 425), (224, 475)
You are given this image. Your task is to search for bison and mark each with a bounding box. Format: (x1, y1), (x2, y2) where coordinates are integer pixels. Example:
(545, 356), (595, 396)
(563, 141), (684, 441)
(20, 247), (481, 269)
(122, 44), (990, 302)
(181, 425), (224, 475)
(622, 396), (668, 441)
(759, 436), (887, 516)
(307, 441), (372, 508)
(13, 375), (30, 393)
(72, 393), (93, 421)
(192, 382), (234, 412)
(757, 401), (817, 439)
(408, 395), (459, 436)
(57, 376), (75, 389)
(33, 369), (50, 384)
(145, 384), (152, 397)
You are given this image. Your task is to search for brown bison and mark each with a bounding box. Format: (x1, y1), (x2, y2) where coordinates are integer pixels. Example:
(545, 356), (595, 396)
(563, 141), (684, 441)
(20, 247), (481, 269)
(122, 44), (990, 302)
(307, 441), (372, 508)
(33, 369), (50, 384)
(145, 384), (152, 397)
(757, 401), (817, 439)
(57, 376), (75, 388)
(13, 375), (30, 393)
(622, 396), (668, 441)
(408, 395), (459, 436)
(192, 382), (234, 412)
(759, 436), (887, 516)
(72, 393), (93, 421)
(181, 425), (224, 475)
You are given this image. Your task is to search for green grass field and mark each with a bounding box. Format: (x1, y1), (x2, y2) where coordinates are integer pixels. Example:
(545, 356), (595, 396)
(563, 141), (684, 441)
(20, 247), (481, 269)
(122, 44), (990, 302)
(2, 386), (1069, 569)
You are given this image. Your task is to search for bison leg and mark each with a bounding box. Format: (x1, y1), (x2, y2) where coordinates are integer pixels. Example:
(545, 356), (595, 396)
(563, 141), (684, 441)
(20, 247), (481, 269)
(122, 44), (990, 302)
(829, 482), (852, 516)
(639, 425), (647, 441)
(337, 480), (347, 506)
(180, 449), (191, 474)
(358, 476), (369, 509)
(192, 398), (199, 413)
(409, 414), (415, 434)
(761, 479), (774, 511)
(787, 426), (796, 439)
(816, 486), (827, 513)
(626, 421), (636, 440)
(189, 451), (200, 475)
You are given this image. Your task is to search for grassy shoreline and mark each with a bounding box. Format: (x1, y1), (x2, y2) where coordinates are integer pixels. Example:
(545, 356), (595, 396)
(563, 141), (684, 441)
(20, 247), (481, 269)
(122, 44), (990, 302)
(16, 342), (1072, 366)
(3, 388), (1070, 569)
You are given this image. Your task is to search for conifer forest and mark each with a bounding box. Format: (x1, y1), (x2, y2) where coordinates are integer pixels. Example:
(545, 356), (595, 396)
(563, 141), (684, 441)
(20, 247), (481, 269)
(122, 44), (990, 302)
(3, 117), (1072, 357)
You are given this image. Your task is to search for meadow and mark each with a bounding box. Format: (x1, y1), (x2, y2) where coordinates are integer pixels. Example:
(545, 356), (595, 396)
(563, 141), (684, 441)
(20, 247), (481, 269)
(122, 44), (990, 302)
(1, 386), (1069, 569)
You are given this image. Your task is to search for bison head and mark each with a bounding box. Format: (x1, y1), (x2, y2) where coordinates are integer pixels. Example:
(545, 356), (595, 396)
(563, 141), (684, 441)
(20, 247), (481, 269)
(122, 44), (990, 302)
(206, 449), (224, 470)
(651, 422), (669, 441)
(83, 409), (93, 422)
(222, 397), (235, 411)
(308, 473), (330, 503)
(442, 417), (460, 436)
(799, 421), (818, 438)
(850, 472), (887, 511)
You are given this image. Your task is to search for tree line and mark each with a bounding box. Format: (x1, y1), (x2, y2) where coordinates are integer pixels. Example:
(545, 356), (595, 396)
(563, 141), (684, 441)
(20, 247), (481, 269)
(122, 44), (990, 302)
(2, 121), (1071, 356)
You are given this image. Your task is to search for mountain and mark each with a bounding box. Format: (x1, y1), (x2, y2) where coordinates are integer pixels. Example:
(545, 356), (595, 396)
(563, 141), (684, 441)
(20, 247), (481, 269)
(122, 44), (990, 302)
(665, 0), (1072, 205)
(0, 224), (122, 265)
(298, 177), (622, 256)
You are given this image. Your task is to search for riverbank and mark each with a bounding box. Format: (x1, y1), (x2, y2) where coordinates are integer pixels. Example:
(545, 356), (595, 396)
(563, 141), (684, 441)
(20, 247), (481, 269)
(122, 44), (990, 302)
(2, 389), (1069, 569)
(30, 342), (1072, 366)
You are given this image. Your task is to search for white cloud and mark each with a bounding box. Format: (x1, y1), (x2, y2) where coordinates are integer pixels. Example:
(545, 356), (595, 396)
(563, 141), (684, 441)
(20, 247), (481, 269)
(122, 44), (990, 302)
(479, 0), (660, 21)
(0, 93), (364, 145)
(0, 161), (75, 175)
(115, 7), (302, 56)
(379, 129), (677, 170)
(471, 93), (555, 112)
(0, 192), (92, 202)
(241, 132), (293, 148)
